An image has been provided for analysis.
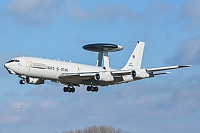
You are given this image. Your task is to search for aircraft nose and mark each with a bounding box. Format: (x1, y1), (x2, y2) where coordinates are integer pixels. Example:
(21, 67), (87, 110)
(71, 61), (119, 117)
(4, 63), (9, 69)
(4, 62), (16, 74)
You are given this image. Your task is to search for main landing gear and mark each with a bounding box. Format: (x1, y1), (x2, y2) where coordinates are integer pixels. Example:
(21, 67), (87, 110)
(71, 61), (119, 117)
(87, 86), (98, 92)
(63, 86), (75, 93)
(63, 86), (99, 93)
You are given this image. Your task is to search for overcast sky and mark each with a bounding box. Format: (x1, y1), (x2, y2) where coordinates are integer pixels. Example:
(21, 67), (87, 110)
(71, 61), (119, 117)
(0, 0), (200, 133)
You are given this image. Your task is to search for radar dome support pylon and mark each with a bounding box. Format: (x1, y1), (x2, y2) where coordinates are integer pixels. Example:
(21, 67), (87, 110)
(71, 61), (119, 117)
(96, 52), (103, 67)
(83, 43), (123, 70)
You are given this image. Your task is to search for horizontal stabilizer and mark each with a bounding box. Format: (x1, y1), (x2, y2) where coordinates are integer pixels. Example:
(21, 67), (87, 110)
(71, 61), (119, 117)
(154, 72), (171, 76)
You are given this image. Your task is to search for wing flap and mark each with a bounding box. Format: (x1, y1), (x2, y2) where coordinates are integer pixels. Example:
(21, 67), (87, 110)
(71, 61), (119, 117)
(58, 72), (97, 81)
(59, 72), (97, 77)
(58, 73), (95, 84)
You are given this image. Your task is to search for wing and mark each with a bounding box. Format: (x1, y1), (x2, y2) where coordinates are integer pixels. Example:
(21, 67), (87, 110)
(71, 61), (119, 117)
(58, 72), (99, 86)
(58, 65), (191, 86)
(58, 65), (191, 79)
(146, 65), (191, 72)
(111, 65), (191, 77)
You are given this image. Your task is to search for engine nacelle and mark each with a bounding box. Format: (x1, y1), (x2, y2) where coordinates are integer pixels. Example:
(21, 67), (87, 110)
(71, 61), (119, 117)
(95, 72), (114, 82)
(131, 69), (151, 79)
(26, 77), (44, 85)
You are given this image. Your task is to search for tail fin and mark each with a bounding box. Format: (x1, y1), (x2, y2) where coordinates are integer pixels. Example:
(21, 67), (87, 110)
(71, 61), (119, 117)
(122, 41), (145, 70)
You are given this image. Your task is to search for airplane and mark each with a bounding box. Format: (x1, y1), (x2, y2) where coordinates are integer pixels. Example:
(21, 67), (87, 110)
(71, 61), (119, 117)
(4, 41), (190, 93)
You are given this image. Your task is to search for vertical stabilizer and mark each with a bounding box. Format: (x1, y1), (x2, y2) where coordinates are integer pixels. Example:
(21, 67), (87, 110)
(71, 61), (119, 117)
(122, 41), (145, 70)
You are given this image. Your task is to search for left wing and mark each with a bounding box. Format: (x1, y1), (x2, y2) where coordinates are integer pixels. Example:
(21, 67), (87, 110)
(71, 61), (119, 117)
(58, 72), (97, 86)
(59, 72), (96, 80)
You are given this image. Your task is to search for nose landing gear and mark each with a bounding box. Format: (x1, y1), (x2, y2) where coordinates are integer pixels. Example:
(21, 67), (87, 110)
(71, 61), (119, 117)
(19, 79), (26, 84)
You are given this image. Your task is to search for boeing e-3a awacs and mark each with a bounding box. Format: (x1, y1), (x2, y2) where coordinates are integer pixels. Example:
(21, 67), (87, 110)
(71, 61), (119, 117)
(4, 41), (190, 93)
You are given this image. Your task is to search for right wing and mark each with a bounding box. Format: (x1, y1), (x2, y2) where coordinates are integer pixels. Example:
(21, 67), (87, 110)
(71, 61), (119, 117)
(111, 65), (191, 78)
(146, 65), (191, 72)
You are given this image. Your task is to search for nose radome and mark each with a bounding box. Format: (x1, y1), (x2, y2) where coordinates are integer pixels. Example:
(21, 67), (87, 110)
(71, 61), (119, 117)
(4, 63), (9, 69)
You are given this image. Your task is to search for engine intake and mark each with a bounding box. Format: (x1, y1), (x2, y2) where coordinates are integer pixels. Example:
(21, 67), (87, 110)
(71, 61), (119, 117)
(131, 69), (150, 79)
(26, 77), (44, 85)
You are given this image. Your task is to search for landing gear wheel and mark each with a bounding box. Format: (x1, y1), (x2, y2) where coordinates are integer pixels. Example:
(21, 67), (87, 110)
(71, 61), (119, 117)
(19, 79), (25, 84)
(63, 86), (75, 93)
(86, 86), (98, 92)
(63, 87), (68, 92)
(91, 86), (95, 92)
(94, 87), (98, 92)
(67, 87), (71, 92)
(87, 86), (91, 91)
(71, 87), (75, 93)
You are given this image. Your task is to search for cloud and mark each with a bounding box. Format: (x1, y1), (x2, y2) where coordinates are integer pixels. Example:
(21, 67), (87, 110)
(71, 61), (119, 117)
(38, 100), (57, 109)
(166, 0), (200, 66)
(67, 3), (172, 24)
(0, 101), (28, 125)
(181, 0), (200, 28)
(6, 0), (66, 24)
(67, 4), (139, 22)
(4, 1), (173, 26)
(166, 37), (200, 65)
(0, 116), (22, 125)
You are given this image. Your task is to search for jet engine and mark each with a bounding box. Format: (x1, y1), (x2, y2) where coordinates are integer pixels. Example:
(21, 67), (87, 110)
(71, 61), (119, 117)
(26, 77), (44, 85)
(95, 72), (114, 81)
(131, 69), (152, 79)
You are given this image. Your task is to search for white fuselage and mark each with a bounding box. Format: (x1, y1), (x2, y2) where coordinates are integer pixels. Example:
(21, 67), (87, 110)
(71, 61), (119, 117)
(6, 56), (107, 78)
(4, 56), (127, 86)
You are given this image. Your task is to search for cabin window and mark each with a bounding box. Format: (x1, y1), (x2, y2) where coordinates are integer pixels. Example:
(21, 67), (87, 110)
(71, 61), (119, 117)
(7, 59), (20, 63)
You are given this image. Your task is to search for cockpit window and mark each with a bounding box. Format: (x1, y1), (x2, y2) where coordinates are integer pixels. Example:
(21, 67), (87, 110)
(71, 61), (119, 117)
(7, 59), (20, 63)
